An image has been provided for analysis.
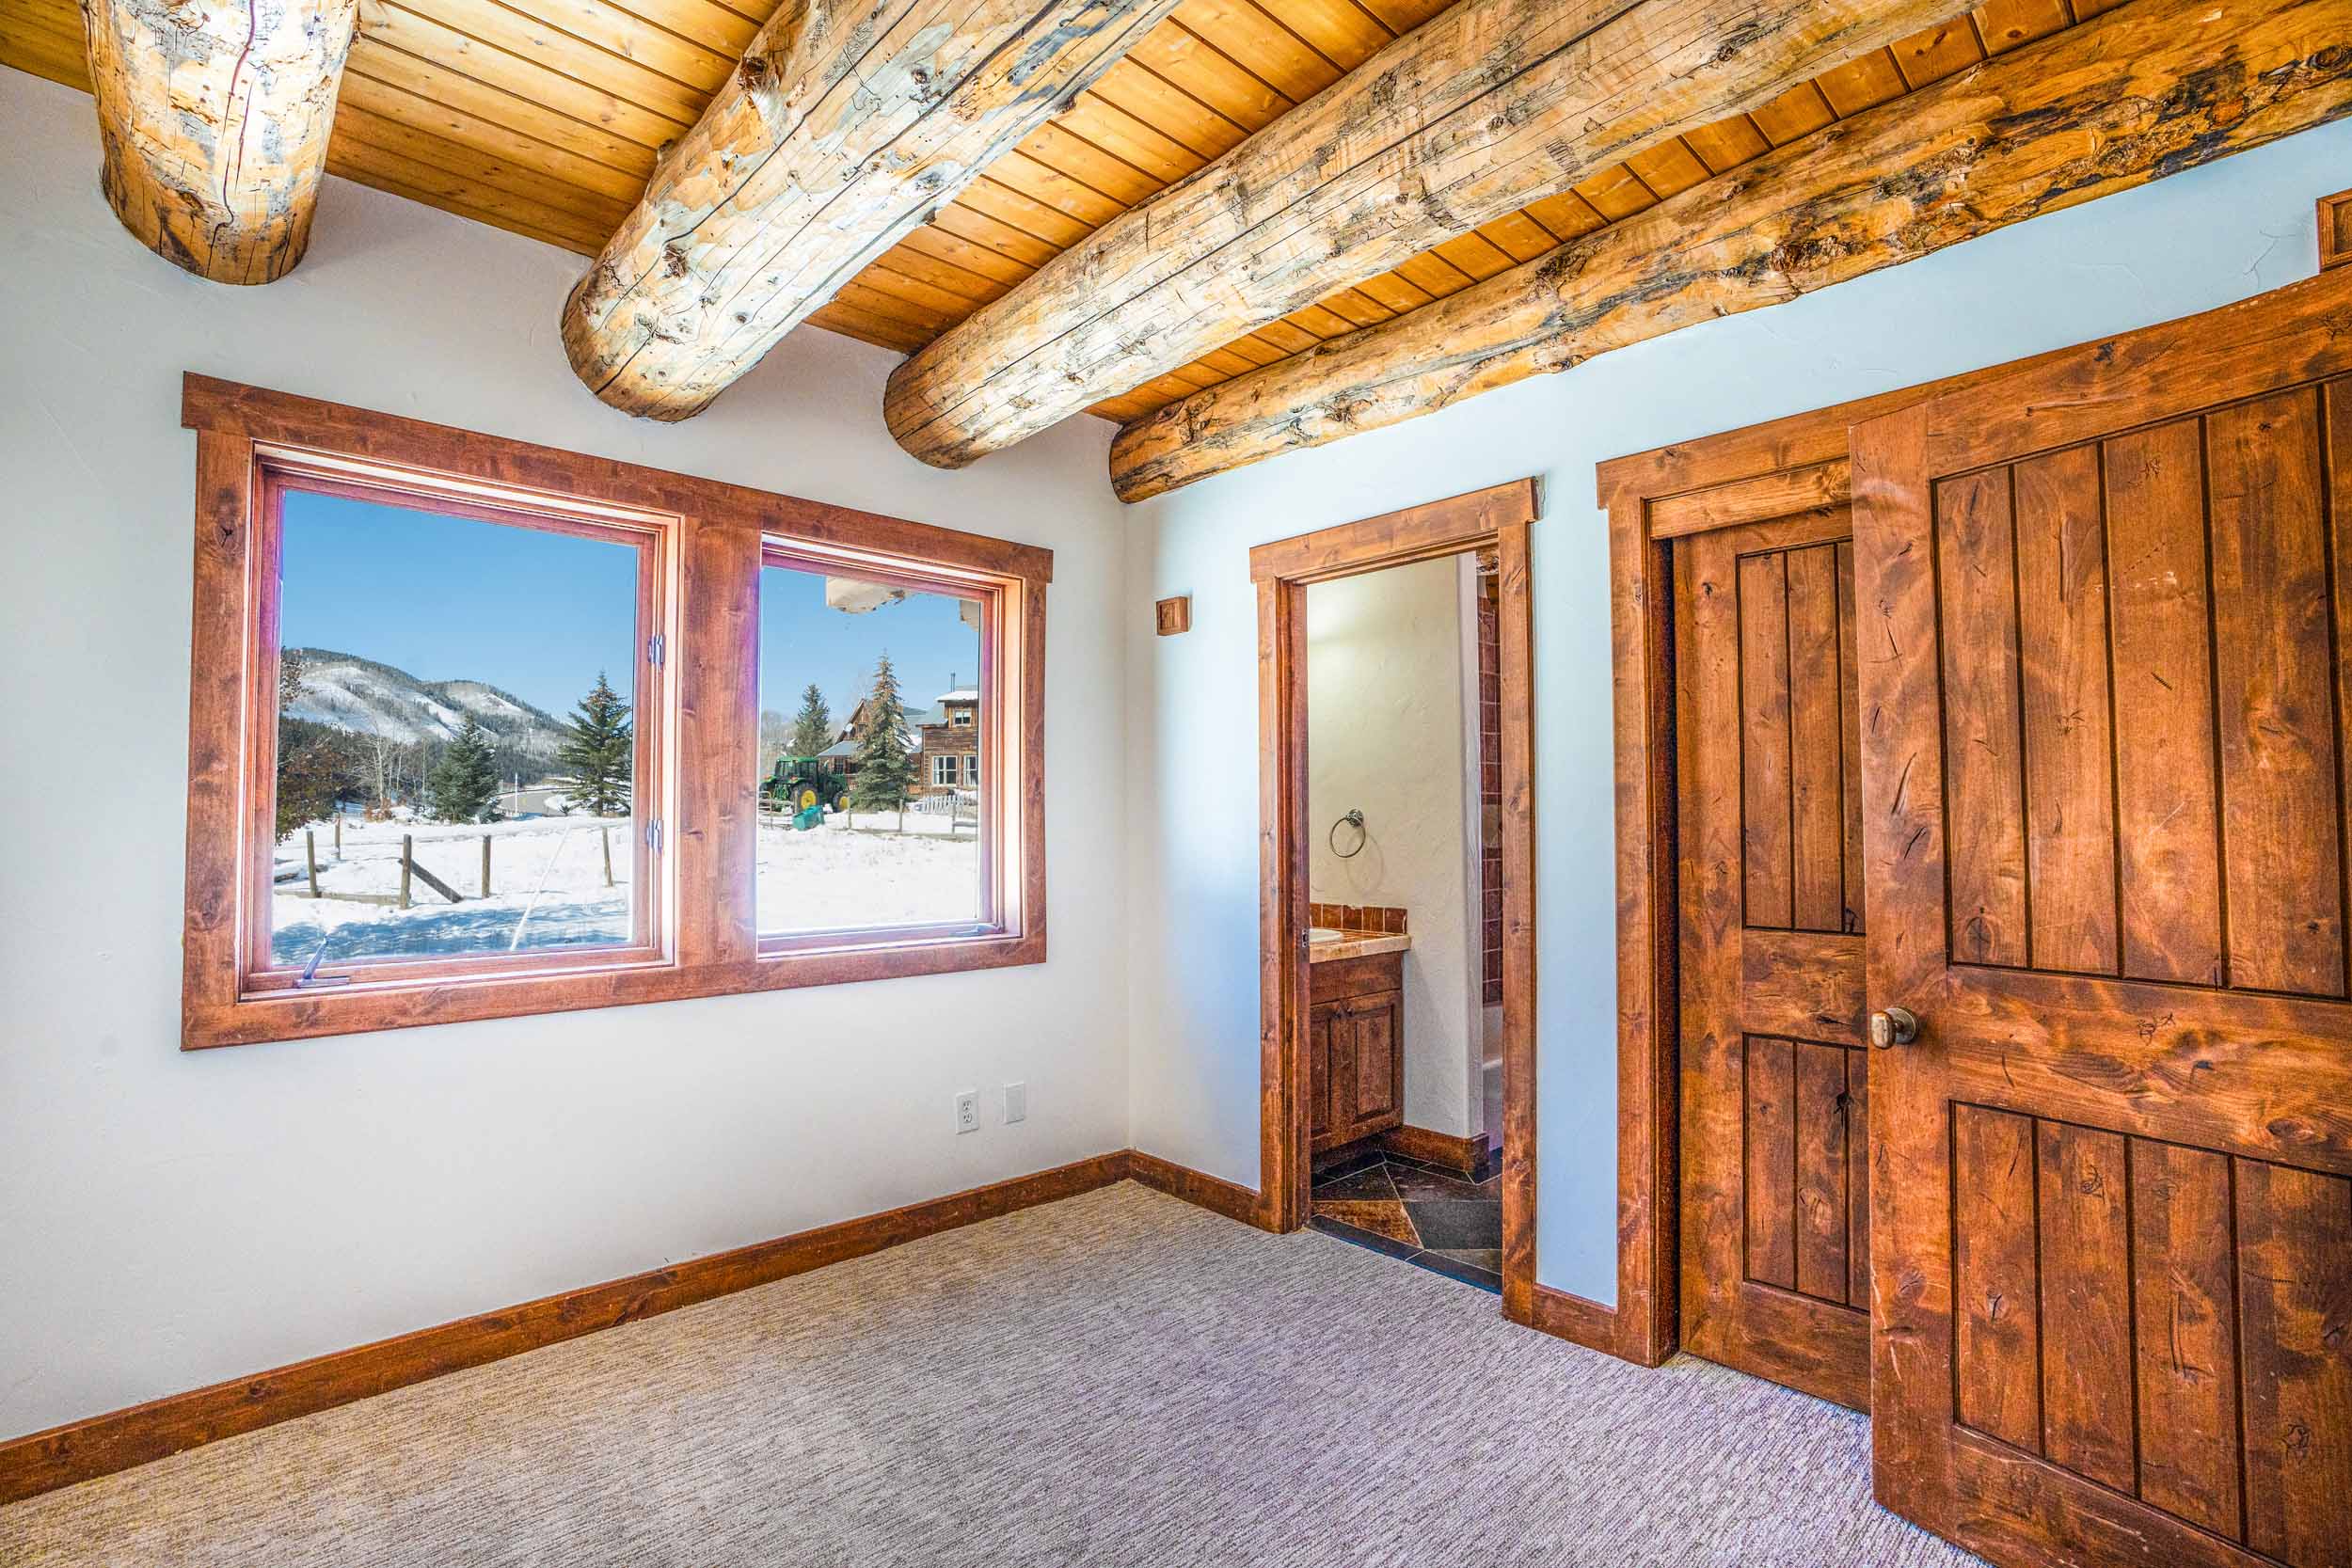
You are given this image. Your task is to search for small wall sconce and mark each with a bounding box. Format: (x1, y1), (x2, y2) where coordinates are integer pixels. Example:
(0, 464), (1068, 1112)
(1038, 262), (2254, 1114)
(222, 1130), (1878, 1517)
(1155, 595), (1192, 636)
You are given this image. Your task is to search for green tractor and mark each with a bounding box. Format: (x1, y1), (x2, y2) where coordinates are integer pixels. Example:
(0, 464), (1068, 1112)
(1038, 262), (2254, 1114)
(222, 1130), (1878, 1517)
(762, 755), (849, 824)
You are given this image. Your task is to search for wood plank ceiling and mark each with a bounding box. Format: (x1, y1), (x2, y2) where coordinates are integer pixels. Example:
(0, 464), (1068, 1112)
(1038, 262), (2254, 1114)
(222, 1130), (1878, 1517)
(0, 0), (2114, 428)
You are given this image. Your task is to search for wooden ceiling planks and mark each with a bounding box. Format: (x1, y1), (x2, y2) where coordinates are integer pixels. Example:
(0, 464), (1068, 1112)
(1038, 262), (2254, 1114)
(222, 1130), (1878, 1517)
(0, 0), (2098, 424)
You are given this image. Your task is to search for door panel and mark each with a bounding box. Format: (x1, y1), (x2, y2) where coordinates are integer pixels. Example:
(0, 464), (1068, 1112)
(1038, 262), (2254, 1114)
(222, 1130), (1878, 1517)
(1677, 510), (1872, 1409)
(1853, 271), (2352, 1568)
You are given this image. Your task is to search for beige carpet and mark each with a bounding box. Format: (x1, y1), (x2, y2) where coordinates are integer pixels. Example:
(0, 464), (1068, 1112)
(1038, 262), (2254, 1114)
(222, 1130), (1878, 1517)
(0, 1182), (1982, 1566)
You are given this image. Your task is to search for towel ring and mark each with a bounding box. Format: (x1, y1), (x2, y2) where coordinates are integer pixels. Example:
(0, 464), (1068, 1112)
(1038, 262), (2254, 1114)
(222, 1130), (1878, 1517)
(1328, 810), (1366, 859)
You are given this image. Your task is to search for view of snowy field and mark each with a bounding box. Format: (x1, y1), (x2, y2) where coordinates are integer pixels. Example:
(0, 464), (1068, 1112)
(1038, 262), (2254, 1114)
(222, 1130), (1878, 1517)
(275, 808), (983, 964)
(755, 810), (980, 932)
(271, 812), (637, 965)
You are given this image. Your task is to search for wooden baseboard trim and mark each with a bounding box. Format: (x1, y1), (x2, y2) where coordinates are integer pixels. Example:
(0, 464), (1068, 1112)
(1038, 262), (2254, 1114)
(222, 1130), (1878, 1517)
(0, 1150), (1133, 1507)
(1375, 1124), (1490, 1177)
(1126, 1149), (1271, 1229)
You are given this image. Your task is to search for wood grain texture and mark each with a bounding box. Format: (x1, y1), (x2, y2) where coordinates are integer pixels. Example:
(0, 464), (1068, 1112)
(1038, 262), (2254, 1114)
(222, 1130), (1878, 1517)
(1246, 479), (1536, 583)
(1126, 1148), (1265, 1227)
(2206, 389), (2347, 998)
(561, 0), (1184, 420)
(1851, 261), (2352, 1568)
(77, 0), (358, 282)
(2105, 418), (2225, 987)
(1786, 545), (1845, 935)
(2033, 1121), (2134, 1492)
(1744, 1035), (1799, 1291)
(2013, 446), (2119, 975)
(1375, 1124), (1490, 1177)
(1648, 460), (1849, 539)
(1109, 0), (2352, 500)
(2130, 1139), (2243, 1538)
(1740, 552), (1796, 930)
(0, 1151), (1133, 1505)
(1256, 572), (1310, 1233)
(2323, 188), (2352, 270)
(1954, 1104), (2042, 1450)
(2234, 1158), (2352, 1568)
(890, 0), (1976, 467)
(1936, 467), (2028, 969)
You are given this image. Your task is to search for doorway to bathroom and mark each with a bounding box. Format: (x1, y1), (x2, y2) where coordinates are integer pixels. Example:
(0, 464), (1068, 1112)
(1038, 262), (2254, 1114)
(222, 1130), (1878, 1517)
(1248, 480), (1539, 1314)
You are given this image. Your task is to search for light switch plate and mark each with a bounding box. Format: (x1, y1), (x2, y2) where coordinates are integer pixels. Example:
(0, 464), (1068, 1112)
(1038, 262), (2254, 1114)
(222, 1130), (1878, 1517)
(1003, 1082), (1027, 1124)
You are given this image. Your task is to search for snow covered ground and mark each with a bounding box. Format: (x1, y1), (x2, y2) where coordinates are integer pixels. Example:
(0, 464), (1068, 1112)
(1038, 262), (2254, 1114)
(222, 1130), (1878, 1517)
(755, 812), (980, 932)
(271, 814), (637, 964)
(271, 808), (980, 965)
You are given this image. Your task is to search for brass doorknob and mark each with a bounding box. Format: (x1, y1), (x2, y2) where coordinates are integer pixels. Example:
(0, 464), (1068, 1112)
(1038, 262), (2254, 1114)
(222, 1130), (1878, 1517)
(1869, 1006), (1919, 1050)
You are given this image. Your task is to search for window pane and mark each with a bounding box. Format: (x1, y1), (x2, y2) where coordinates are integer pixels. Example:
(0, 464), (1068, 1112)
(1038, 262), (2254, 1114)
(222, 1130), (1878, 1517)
(269, 489), (642, 967)
(757, 561), (983, 934)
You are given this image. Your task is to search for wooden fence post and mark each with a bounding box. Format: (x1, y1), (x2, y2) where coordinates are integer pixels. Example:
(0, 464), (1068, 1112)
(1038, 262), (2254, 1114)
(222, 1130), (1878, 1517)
(481, 833), (492, 897)
(601, 826), (614, 888)
(305, 829), (320, 897)
(333, 816), (342, 859)
(399, 834), (413, 910)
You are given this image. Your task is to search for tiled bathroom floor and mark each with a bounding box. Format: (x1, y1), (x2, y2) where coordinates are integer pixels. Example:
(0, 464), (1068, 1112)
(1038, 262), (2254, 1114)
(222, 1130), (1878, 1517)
(1308, 1148), (1502, 1292)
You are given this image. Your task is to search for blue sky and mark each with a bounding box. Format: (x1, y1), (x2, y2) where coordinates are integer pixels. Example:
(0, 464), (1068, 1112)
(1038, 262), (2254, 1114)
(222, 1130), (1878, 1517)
(278, 490), (979, 729)
(279, 490), (639, 718)
(758, 563), (978, 730)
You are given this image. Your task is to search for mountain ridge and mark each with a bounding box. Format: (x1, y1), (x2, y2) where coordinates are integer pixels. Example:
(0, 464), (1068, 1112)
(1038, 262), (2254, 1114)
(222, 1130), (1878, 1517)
(283, 647), (571, 762)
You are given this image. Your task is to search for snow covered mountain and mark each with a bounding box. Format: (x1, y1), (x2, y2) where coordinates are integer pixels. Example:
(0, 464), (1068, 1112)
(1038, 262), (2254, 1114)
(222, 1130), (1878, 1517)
(282, 648), (570, 761)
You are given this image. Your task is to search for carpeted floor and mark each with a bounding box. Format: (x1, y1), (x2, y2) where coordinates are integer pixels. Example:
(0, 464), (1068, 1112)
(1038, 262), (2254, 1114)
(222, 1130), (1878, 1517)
(0, 1182), (1983, 1566)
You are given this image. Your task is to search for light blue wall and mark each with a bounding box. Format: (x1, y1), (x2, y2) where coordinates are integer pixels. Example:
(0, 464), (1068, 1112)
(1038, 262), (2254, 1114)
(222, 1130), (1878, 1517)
(1121, 120), (2352, 1305)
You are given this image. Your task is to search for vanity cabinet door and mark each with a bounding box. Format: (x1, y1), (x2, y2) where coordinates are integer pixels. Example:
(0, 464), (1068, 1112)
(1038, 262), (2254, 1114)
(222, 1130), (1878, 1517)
(1307, 1004), (1335, 1145)
(1345, 990), (1401, 1127)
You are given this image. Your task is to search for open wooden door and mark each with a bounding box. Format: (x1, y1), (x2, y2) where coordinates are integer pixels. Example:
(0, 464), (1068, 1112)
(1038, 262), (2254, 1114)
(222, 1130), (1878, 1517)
(1851, 270), (2352, 1568)
(1676, 506), (1872, 1409)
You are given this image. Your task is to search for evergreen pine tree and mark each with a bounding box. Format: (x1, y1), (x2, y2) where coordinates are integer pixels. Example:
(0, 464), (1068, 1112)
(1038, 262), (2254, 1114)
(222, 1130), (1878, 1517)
(846, 653), (915, 811)
(274, 647), (366, 838)
(558, 671), (634, 816)
(787, 682), (833, 758)
(428, 717), (504, 824)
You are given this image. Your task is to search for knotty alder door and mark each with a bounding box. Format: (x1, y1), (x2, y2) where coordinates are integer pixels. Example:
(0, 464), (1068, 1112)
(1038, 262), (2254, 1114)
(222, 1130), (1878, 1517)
(1851, 271), (2352, 1568)
(1676, 505), (1873, 1410)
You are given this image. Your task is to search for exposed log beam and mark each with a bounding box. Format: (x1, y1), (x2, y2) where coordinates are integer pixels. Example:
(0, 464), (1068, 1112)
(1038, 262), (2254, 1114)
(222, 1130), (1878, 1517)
(79, 0), (359, 283)
(563, 0), (1183, 420)
(1108, 0), (2352, 500)
(884, 0), (1978, 467)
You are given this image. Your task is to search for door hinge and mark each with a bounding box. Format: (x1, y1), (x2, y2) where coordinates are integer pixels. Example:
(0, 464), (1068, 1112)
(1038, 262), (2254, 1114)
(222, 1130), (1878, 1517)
(644, 818), (664, 853)
(645, 632), (665, 666)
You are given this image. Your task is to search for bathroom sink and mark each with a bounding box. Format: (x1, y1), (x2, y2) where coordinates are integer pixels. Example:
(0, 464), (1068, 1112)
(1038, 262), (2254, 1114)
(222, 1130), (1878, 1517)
(1308, 927), (1343, 943)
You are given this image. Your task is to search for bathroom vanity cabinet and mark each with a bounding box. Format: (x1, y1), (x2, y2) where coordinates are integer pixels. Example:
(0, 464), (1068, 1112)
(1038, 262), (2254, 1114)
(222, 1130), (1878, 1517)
(1307, 950), (1403, 1153)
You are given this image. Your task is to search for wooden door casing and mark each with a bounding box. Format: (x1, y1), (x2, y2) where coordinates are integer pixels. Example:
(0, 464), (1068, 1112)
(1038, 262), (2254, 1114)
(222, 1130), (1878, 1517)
(1677, 507), (1875, 1410)
(1853, 269), (2352, 1568)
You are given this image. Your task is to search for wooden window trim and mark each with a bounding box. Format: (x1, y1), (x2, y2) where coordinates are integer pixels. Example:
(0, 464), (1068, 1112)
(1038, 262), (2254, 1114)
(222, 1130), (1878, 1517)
(243, 458), (675, 993)
(181, 374), (1049, 1051)
(754, 539), (1030, 956)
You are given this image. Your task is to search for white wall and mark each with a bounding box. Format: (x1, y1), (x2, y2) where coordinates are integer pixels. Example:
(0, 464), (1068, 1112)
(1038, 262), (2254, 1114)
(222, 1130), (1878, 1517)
(1122, 119), (2352, 1306)
(0, 71), (1133, 1443)
(1306, 560), (1479, 1138)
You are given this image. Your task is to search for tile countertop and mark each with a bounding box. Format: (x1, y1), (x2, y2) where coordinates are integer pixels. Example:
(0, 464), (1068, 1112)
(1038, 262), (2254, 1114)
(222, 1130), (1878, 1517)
(1308, 930), (1412, 963)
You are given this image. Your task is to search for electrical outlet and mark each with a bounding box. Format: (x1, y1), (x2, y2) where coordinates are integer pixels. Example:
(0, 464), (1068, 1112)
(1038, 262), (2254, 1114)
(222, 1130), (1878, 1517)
(1003, 1082), (1027, 1124)
(954, 1090), (979, 1135)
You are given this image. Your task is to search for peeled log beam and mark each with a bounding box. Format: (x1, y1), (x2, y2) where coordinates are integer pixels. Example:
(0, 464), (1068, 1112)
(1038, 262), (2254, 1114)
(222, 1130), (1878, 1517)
(564, 0), (1183, 420)
(884, 0), (1978, 467)
(79, 0), (358, 283)
(1109, 0), (2352, 500)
